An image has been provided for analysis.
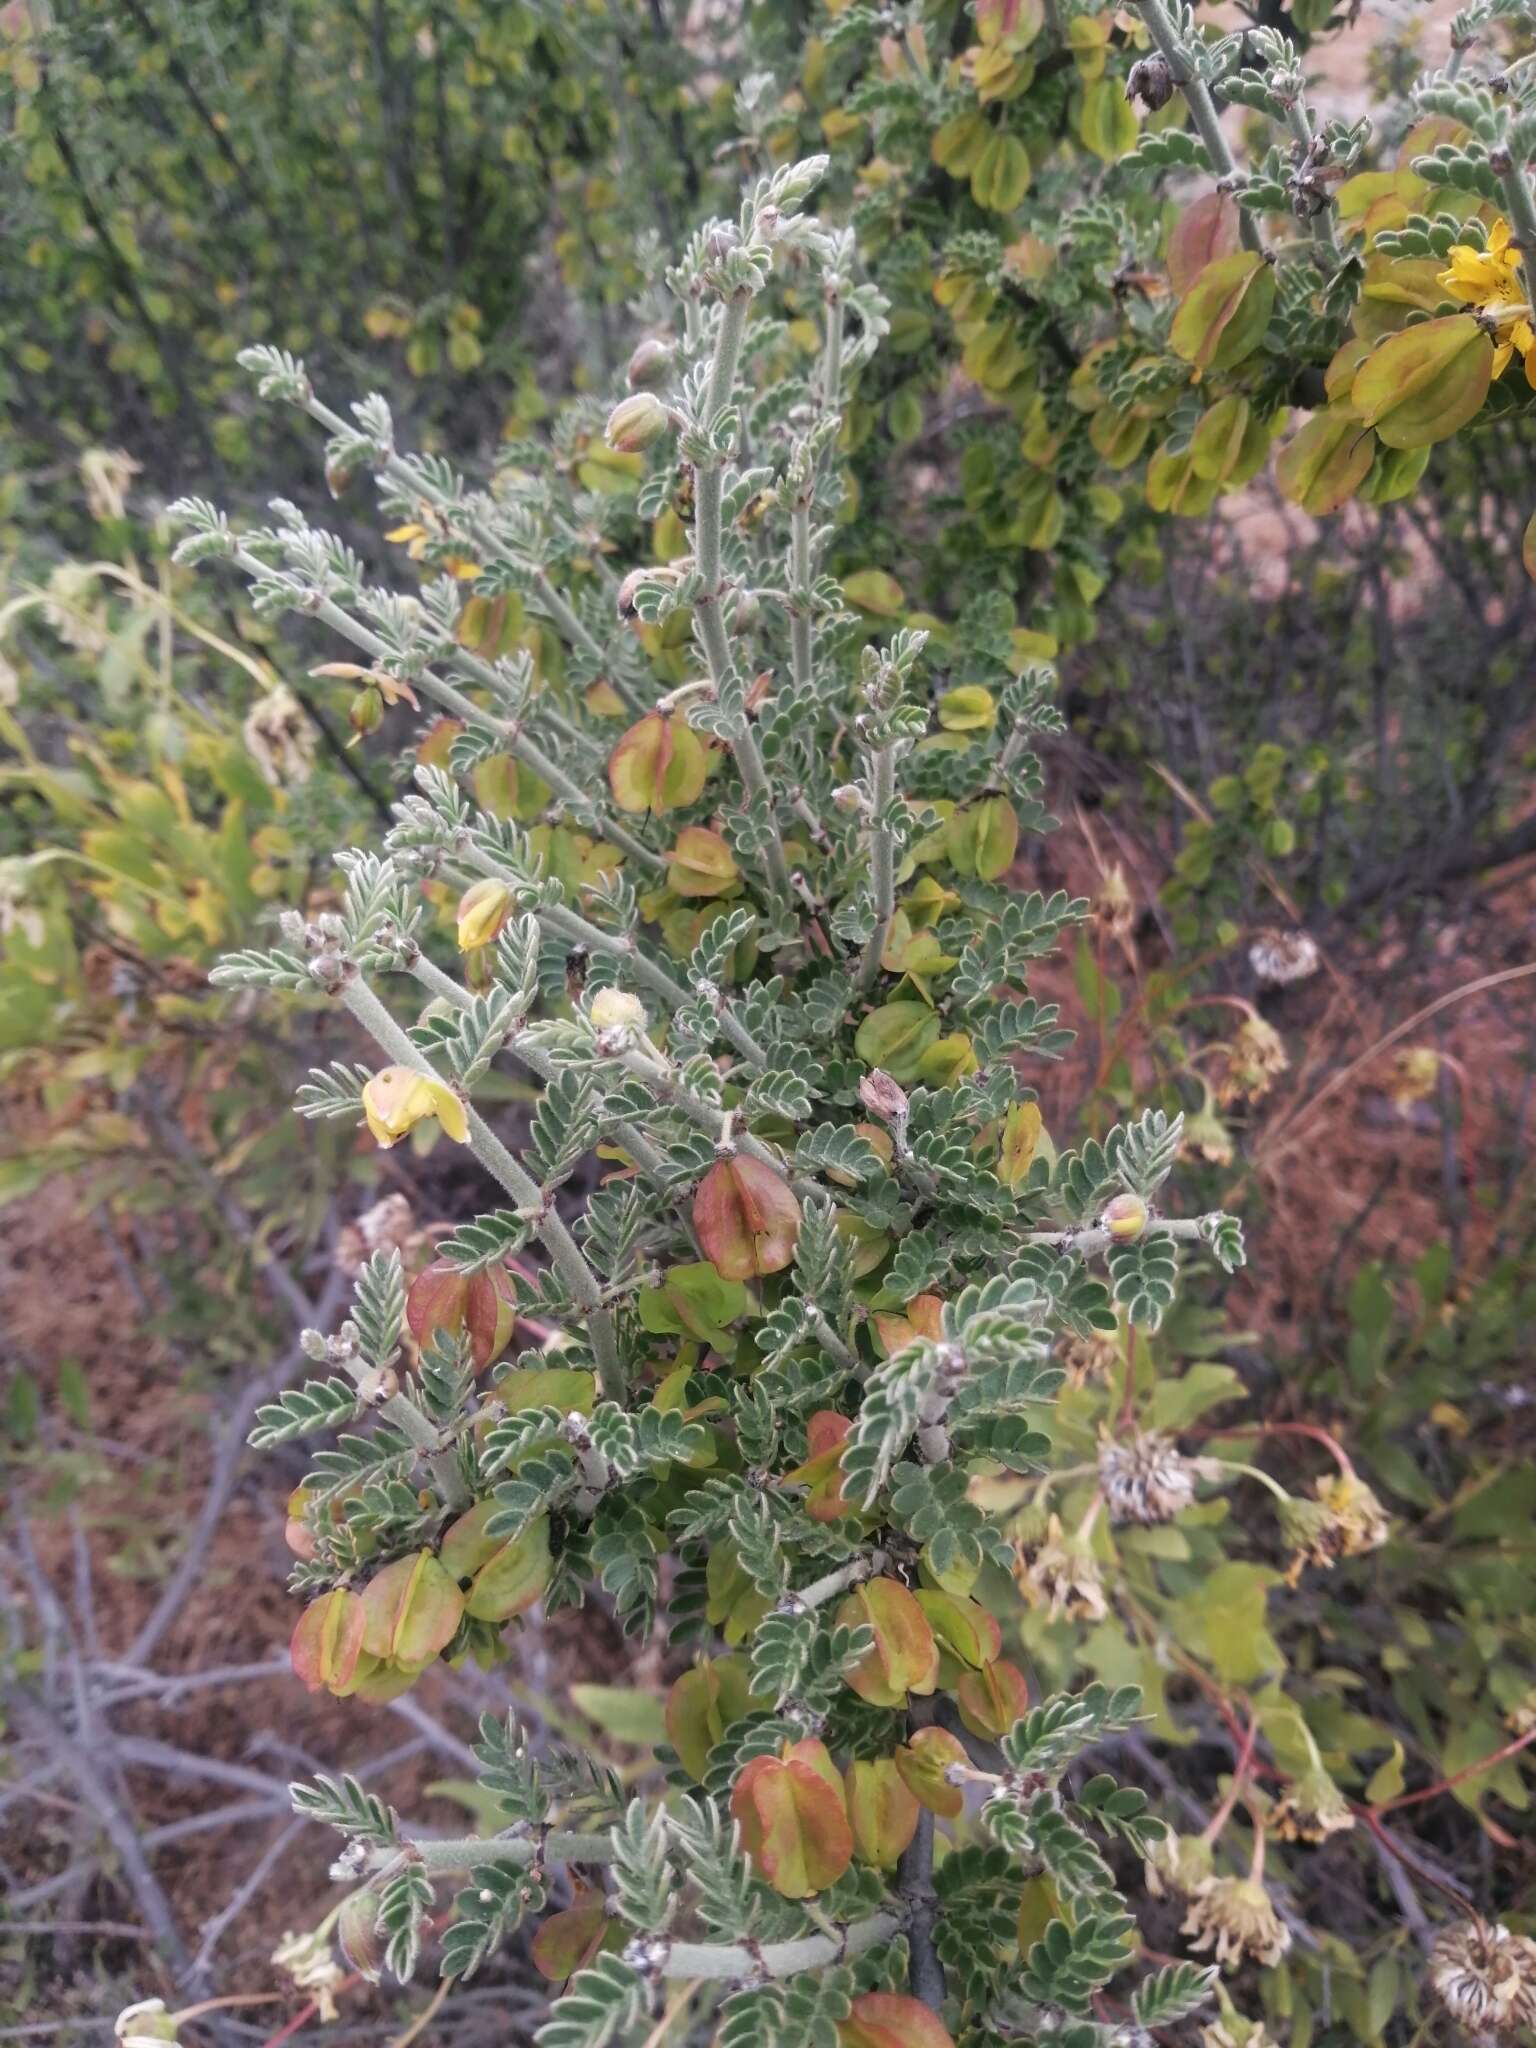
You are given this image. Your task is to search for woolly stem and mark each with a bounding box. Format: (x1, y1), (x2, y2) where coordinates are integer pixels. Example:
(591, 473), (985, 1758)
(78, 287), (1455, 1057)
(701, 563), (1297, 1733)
(227, 546), (662, 875)
(693, 290), (794, 907)
(778, 1549), (886, 1613)
(342, 976), (624, 1399)
(1495, 142), (1536, 322)
(856, 743), (896, 992)
(1133, 0), (1263, 254)
(645, 1910), (901, 1983)
(402, 1830), (620, 1875)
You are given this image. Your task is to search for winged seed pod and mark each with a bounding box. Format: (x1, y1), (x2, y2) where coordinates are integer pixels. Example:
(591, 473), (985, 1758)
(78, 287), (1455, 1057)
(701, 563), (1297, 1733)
(185, 156), (1259, 2042)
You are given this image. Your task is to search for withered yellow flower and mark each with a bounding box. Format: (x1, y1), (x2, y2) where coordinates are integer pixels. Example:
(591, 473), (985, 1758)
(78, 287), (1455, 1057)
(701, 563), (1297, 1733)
(456, 878), (514, 952)
(362, 1066), (469, 1149)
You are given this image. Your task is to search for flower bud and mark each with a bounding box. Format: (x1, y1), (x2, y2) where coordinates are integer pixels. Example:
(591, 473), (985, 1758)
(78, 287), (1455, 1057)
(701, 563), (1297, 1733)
(858, 1070), (910, 1124)
(605, 392), (668, 454)
(348, 686), (384, 738)
(626, 337), (674, 391)
(456, 877), (514, 952)
(1102, 1192), (1148, 1242)
(831, 783), (866, 814)
(589, 987), (648, 1035)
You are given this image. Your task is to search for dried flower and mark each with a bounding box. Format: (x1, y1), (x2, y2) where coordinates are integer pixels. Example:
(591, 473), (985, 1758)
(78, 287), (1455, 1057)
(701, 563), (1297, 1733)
(1268, 1765), (1354, 1842)
(243, 684), (316, 787)
(1057, 1329), (1120, 1388)
(80, 446), (141, 522)
(1184, 1103), (1236, 1166)
(1428, 1921), (1536, 2037)
(44, 561), (109, 653)
(1201, 1989), (1276, 2048)
(272, 1926), (347, 2023)
(1099, 1432), (1198, 1526)
(1144, 1828), (1214, 1900)
(1125, 52), (1175, 111)
(1182, 1876), (1292, 1972)
(334, 1193), (421, 1275)
(1013, 1512), (1108, 1623)
(361, 1066), (469, 1149)
(1280, 1473), (1389, 1586)
(1097, 862), (1135, 944)
(1248, 928), (1319, 988)
(1215, 1013), (1289, 1107)
(858, 1069), (910, 1124)
(114, 2002), (179, 2047)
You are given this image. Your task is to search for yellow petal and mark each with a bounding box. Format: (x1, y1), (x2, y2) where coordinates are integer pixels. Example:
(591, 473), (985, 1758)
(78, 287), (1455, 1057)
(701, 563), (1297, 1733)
(426, 1080), (469, 1143)
(384, 523), (426, 544)
(1490, 218), (1512, 255)
(1493, 339), (1514, 379)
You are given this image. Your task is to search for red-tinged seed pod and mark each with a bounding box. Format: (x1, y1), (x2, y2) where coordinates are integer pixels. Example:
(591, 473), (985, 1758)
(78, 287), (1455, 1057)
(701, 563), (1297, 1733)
(406, 1258), (519, 1372)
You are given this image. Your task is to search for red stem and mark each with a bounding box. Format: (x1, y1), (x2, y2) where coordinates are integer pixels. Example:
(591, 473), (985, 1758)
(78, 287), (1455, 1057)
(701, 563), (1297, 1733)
(1372, 1725), (1536, 1815)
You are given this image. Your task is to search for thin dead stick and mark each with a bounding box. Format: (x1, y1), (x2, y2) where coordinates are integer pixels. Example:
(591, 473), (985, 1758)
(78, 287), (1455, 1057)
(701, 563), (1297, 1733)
(7, 1694), (188, 1972)
(388, 1977), (451, 2048)
(1372, 1724), (1536, 1816)
(1261, 962), (1536, 1157)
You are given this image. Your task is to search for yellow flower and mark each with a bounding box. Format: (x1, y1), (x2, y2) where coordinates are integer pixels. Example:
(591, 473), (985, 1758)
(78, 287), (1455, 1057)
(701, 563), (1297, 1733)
(1438, 217), (1536, 383)
(361, 1066), (469, 1148)
(456, 878), (514, 952)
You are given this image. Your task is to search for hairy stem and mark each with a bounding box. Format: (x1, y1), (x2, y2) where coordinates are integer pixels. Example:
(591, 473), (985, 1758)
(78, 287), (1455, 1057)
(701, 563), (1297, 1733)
(856, 744), (897, 992)
(1133, 0), (1262, 254)
(342, 976), (624, 1398)
(693, 290), (795, 906)
(228, 546), (662, 875)
(1496, 143), (1536, 319)
(647, 1909), (901, 1983)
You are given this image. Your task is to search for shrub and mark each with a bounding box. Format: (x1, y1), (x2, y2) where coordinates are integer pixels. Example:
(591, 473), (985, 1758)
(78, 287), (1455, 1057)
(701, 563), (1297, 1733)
(163, 156), (1281, 2042)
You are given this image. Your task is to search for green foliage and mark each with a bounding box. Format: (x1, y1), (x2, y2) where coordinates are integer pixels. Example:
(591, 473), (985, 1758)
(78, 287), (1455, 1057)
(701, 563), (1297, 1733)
(187, 153), (1264, 2042)
(1, 0), (717, 512)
